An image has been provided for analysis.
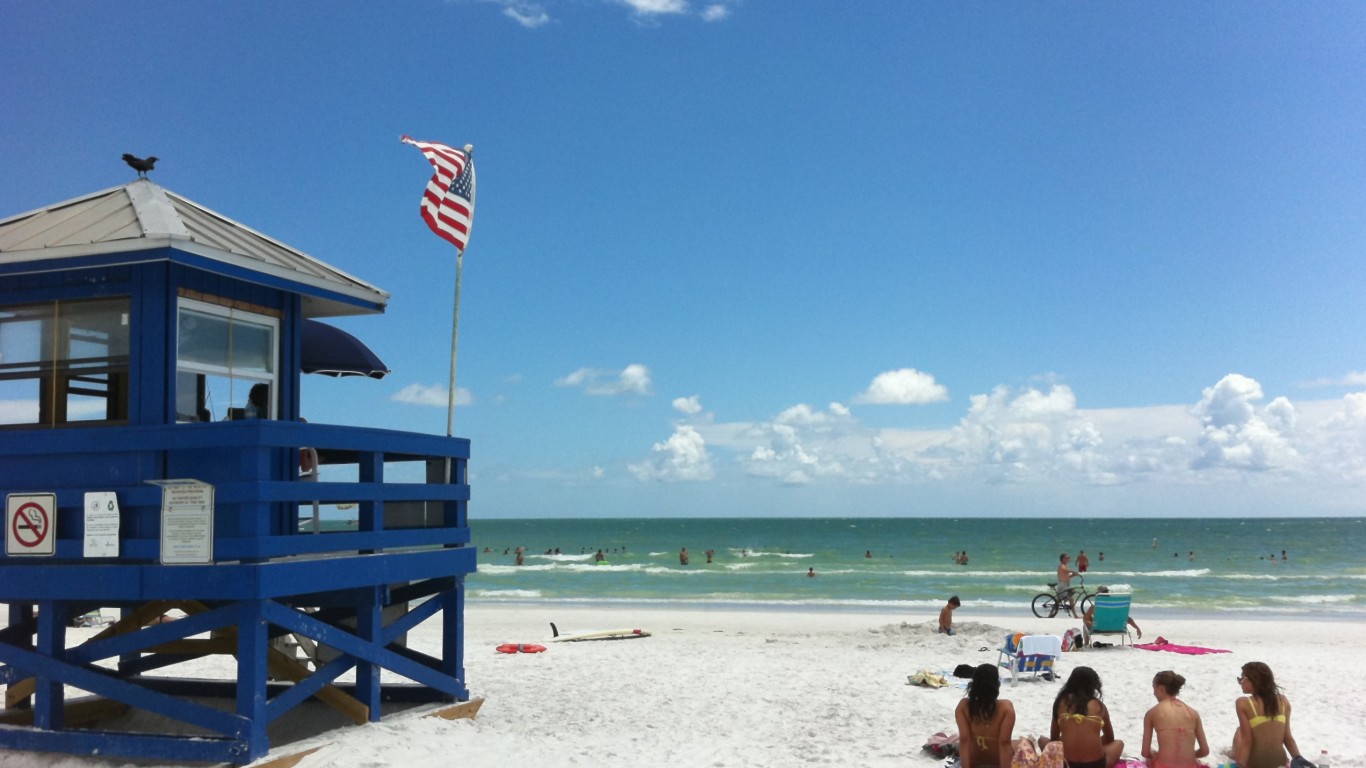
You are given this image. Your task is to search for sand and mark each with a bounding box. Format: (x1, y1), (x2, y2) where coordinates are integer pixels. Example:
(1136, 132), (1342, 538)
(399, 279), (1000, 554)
(1, 606), (1363, 768)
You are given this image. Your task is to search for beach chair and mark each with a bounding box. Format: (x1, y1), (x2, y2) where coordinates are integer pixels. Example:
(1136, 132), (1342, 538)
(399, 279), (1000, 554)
(1085, 592), (1135, 647)
(997, 633), (1061, 685)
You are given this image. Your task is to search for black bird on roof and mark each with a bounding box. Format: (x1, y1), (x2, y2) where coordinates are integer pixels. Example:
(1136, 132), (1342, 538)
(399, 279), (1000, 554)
(122, 153), (158, 178)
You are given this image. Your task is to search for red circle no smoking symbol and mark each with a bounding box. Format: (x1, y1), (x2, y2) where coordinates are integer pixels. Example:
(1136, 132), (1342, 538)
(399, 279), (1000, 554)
(11, 501), (49, 548)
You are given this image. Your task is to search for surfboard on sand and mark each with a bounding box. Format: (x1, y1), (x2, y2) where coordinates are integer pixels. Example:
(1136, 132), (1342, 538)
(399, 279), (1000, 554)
(549, 622), (651, 642)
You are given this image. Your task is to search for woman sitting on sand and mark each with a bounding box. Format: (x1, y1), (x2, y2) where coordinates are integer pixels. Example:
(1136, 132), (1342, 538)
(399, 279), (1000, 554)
(953, 664), (1018, 768)
(1141, 670), (1209, 768)
(1232, 661), (1303, 768)
(1038, 666), (1124, 768)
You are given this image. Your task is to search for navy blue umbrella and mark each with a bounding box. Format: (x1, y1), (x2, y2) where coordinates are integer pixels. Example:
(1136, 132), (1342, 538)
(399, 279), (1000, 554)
(301, 319), (390, 379)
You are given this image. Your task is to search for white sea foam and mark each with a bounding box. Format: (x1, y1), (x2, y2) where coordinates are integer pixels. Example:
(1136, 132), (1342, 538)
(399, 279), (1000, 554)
(471, 589), (543, 599)
(1268, 593), (1358, 605)
(728, 550), (815, 559)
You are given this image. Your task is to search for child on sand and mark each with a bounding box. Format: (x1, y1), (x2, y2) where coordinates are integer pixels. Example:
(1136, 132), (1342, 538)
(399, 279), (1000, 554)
(938, 595), (960, 635)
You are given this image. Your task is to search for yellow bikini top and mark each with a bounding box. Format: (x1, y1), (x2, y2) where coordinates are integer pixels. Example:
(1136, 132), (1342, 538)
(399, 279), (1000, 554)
(1247, 697), (1287, 729)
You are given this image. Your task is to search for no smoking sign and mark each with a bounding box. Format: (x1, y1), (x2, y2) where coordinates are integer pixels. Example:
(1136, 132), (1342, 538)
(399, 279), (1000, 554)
(7, 493), (56, 556)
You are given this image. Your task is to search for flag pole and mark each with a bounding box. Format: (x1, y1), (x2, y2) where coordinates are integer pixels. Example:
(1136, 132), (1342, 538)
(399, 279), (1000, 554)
(444, 143), (474, 488)
(446, 250), (463, 439)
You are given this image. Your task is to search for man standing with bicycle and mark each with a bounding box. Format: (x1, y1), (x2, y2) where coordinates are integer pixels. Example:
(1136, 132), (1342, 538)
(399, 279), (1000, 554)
(1057, 553), (1081, 618)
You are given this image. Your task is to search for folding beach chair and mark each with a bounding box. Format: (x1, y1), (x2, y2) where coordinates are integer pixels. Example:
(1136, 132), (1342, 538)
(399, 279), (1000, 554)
(1085, 592), (1135, 648)
(997, 633), (1061, 685)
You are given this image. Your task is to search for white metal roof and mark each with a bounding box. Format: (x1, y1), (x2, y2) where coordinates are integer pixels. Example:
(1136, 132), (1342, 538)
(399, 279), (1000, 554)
(0, 180), (389, 317)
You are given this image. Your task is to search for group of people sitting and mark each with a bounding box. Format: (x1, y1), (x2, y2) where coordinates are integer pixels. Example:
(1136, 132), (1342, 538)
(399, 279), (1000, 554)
(953, 661), (1301, 768)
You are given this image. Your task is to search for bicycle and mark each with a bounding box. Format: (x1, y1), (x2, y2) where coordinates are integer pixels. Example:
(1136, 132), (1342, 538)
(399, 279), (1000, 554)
(1031, 575), (1097, 618)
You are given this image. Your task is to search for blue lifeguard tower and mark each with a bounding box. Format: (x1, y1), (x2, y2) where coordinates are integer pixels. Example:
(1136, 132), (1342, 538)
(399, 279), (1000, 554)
(0, 179), (475, 763)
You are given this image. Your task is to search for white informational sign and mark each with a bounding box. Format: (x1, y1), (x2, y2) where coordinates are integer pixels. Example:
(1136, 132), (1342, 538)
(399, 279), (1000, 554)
(153, 479), (214, 565)
(84, 491), (121, 558)
(6, 493), (57, 556)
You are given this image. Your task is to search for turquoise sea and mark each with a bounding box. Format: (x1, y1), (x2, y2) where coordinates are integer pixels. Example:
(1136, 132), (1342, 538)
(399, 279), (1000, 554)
(460, 517), (1366, 619)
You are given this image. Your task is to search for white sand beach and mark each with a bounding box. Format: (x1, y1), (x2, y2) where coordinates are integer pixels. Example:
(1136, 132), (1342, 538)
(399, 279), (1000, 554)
(2, 606), (1363, 768)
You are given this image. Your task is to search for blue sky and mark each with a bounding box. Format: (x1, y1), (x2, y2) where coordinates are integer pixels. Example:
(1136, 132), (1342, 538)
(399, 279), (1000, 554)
(3, 2), (1365, 518)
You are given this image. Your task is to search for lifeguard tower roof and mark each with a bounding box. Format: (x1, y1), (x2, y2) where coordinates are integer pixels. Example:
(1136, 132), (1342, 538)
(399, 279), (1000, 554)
(0, 179), (389, 318)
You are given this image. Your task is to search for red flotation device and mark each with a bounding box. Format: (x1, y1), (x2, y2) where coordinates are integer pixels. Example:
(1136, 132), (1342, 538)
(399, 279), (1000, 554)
(495, 643), (547, 654)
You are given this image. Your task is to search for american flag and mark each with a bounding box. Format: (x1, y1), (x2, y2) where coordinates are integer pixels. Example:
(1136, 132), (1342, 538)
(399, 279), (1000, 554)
(401, 136), (477, 253)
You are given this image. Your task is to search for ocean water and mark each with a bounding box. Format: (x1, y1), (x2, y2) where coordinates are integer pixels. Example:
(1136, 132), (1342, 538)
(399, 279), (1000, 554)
(461, 517), (1366, 619)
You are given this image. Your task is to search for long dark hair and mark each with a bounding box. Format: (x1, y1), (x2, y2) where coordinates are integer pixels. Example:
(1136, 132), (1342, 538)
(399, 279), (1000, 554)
(1241, 661), (1282, 719)
(1054, 666), (1102, 716)
(967, 663), (1000, 722)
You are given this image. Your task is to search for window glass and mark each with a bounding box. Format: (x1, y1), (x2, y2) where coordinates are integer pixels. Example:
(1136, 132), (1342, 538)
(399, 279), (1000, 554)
(0, 298), (130, 426)
(176, 299), (277, 422)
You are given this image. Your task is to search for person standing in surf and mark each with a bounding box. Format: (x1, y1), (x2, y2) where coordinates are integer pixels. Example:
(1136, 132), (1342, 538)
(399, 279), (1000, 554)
(1057, 553), (1081, 618)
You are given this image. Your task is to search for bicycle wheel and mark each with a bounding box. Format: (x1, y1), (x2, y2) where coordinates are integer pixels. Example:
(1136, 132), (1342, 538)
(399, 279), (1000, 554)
(1077, 594), (1094, 616)
(1032, 593), (1059, 618)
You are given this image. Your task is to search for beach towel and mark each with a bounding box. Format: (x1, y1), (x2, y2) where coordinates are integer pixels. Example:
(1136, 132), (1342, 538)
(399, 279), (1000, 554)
(908, 670), (950, 688)
(1134, 636), (1230, 655)
(1020, 635), (1062, 657)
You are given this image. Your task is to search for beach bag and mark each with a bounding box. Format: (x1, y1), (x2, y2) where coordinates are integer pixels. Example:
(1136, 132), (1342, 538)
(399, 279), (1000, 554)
(1062, 628), (1081, 652)
(1010, 738), (1064, 768)
(922, 731), (959, 758)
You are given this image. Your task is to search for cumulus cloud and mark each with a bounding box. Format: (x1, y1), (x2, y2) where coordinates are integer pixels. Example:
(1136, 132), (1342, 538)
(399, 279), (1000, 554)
(738, 403), (866, 483)
(937, 384), (1114, 482)
(627, 372), (1365, 501)
(392, 383), (473, 407)
(557, 363), (652, 396)
(672, 395), (703, 415)
(853, 368), (949, 405)
(629, 424), (714, 482)
(1191, 374), (1299, 471)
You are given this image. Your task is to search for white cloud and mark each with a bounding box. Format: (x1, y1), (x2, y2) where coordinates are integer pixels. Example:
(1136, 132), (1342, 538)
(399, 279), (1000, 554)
(672, 395), (703, 415)
(635, 374), (1366, 503)
(629, 424), (714, 482)
(700, 4), (729, 21)
(556, 363), (653, 396)
(504, 5), (550, 27)
(1300, 371), (1366, 388)
(853, 368), (949, 405)
(0, 399), (39, 423)
(737, 403), (863, 482)
(392, 383), (473, 407)
(937, 384), (1115, 483)
(616, 0), (688, 15)
(1191, 374), (1299, 471)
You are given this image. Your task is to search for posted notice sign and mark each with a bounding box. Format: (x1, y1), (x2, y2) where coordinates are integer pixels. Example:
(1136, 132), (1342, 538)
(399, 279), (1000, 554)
(7, 493), (56, 556)
(152, 479), (214, 565)
(84, 491), (121, 558)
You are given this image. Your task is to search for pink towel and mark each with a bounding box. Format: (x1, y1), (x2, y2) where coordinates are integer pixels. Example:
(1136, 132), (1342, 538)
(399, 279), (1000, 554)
(1134, 636), (1230, 655)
